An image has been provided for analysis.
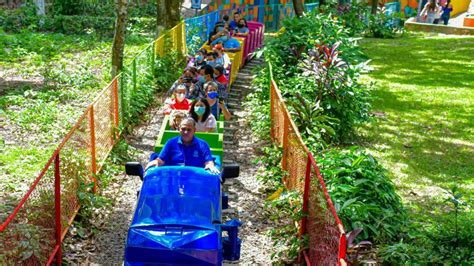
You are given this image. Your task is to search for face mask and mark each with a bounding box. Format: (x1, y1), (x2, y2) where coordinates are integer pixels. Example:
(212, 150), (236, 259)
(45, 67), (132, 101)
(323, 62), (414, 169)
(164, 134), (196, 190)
(208, 91), (218, 99)
(198, 76), (205, 83)
(217, 26), (224, 32)
(194, 106), (206, 116)
(196, 55), (203, 61)
(221, 36), (228, 42)
(176, 93), (185, 101)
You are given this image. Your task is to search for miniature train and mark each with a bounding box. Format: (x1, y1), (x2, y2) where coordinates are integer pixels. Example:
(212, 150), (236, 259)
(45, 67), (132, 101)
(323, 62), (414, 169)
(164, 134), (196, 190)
(123, 20), (264, 265)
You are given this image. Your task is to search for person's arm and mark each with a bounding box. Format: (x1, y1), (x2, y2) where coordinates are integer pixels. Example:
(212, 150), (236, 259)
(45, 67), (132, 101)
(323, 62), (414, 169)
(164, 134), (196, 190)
(204, 160), (219, 174)
(219, 101), (232, 120)
(145, 157), (165, 170)
(145, 140), (171, 170)
(202, 142), (219, 174)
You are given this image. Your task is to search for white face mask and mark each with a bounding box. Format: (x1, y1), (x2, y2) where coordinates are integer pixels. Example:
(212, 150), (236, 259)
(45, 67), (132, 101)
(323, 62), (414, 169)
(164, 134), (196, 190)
(176, 93), (185, 101)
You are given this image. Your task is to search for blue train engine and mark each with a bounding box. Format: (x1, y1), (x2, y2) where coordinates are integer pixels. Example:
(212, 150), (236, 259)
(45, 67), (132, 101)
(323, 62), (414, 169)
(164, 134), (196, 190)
(124, 116), (242, 265)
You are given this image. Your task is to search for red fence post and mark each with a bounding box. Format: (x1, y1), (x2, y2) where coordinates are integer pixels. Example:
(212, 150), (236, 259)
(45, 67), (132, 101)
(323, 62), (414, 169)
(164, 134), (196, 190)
(338, 232), (347, 266)
(89, 106), (97, 193)
(54, 153), (62, 265)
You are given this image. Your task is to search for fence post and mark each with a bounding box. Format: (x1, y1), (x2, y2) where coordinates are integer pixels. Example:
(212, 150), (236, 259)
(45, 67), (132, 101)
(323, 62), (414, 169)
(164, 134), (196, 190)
(113, 77), (120, 130)
(281, 113), (289, 171)
(119, 72), (126, 127)
(89, 106), (97, 193)
(54, 153), (62, 265)
(150, 43), (155, 75)
(132, 58), (137, 91)
(300, 154), (311, 236)
(338, 233), (347, 266)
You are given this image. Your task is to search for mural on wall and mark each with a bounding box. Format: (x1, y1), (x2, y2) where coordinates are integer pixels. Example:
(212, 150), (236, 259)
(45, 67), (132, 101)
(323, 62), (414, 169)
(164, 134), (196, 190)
(204, 0), (301, 12)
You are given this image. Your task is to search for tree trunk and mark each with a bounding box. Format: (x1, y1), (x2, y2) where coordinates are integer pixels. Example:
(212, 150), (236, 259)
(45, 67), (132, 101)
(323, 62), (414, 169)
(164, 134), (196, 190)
(111, 0), (129, 78)
(371, 0), (378, 14)
(156, 0), (182, 36)
(319, 0), (326, 10)
(292, 0), (305, 17)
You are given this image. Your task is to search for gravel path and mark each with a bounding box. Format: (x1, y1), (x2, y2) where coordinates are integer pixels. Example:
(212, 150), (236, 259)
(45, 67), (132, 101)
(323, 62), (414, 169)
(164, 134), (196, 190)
(63, 58), (278, 265)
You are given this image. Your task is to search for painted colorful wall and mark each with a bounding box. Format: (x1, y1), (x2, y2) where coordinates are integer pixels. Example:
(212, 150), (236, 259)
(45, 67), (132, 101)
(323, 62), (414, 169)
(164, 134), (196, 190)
(400, 0), (471, 17)
(203, 0), (302, 13)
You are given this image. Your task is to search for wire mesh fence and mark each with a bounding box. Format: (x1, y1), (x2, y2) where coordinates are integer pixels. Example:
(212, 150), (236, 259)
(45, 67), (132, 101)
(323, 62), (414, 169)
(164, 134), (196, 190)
(269, 65), (347, 265)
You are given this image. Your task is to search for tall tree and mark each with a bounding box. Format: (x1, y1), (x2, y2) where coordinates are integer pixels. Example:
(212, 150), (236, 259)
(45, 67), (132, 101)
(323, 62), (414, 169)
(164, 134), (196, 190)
(156, 0), (182, 36)
(111, 0), (129, 77)
(292, 0), (305, 17)
(371, 0), (378, 14)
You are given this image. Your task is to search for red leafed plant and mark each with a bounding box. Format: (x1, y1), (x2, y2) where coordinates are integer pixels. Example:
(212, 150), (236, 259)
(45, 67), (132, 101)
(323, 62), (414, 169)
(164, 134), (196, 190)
(301, 41), (348, 102)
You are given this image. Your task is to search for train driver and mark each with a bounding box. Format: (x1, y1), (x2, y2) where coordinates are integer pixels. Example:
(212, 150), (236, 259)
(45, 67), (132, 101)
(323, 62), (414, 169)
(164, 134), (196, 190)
(145, 118), (220, 174)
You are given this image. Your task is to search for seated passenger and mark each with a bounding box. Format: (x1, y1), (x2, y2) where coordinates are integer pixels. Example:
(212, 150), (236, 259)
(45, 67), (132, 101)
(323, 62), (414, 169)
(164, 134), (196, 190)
(197, 65), (227, 99)
(211, 29), (241, 52)
(190, 97), (217, 133)
(208, 22), (226, 45)
(194, 49), (207, 68)
(205, 81), (231, 121)
(145, 118), (219, 173)
(169, 109), (189, 130)
(221, 14), (230, 27)
(167, 84), (191, 111)
(229, 11), (240, 31)
(167, 67), (197, 96)
(213, 44), (231, 69)
(206, 52), (217, 67)
(234, 18), (249, 36)
(214, 65), (228, 85)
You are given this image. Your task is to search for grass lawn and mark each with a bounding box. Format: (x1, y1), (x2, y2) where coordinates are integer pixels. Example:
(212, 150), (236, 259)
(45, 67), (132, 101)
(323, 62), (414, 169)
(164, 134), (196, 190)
(0, 31), (153, 199)
(359, 33), (474, 216)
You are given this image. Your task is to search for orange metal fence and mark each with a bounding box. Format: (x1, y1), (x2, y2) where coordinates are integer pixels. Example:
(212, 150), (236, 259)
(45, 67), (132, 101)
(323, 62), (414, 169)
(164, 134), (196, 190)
(0, 79), (119, 264)
(269, 69), (347, 265)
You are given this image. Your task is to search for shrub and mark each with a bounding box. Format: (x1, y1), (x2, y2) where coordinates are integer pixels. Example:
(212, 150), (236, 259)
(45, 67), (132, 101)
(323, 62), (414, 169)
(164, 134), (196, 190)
(316, 147), (407, 243)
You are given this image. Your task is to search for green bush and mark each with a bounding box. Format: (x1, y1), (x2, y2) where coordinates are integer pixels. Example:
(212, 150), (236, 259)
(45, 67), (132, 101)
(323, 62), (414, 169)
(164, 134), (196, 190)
(316, 147), (407, 243)
(262, 11), (371, 143)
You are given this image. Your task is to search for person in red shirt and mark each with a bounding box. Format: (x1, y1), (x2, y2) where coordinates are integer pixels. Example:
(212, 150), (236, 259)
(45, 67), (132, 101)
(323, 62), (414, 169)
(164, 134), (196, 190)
(214, 65), (228, 86)
(164, 85), (191, 114)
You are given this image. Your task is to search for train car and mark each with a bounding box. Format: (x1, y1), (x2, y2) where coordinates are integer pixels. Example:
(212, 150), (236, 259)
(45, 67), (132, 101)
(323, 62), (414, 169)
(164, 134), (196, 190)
(124, 115), (241, 265)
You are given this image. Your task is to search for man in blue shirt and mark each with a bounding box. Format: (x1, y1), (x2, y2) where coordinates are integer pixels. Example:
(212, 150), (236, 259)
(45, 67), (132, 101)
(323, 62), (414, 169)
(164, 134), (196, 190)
(145, 118), (219, 174)
(229, 11), (240, 30)
(210, 29), (241, 52)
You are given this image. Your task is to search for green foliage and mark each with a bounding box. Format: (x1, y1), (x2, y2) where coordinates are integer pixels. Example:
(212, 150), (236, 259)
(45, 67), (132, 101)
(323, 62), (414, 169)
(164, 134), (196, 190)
(267, 190), (306, 263)
(366, 12), (404, 39)
(253, 145), (305, 263)
(243, 65), (272, 140)
(316, 147), (407, 243)
(120, 45), (183, 129)
(255, 146), (284, 188)
(260, 12), (370, 144)
(378, 188), (474, 264)
(286, 93), (338, 149)
(0, 1), (156, 36)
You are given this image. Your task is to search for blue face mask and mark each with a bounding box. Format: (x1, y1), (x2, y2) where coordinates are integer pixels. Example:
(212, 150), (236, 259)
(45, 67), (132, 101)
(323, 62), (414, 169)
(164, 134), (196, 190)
(198, 76), (205, 83)
(207, 61), (216, 67)
(196, 55), (203, 61)
(208, 91), (218, 99)
(221, 36), (229, 42)
(217, 26), (224, 32)
(194, 106), (206, 116)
